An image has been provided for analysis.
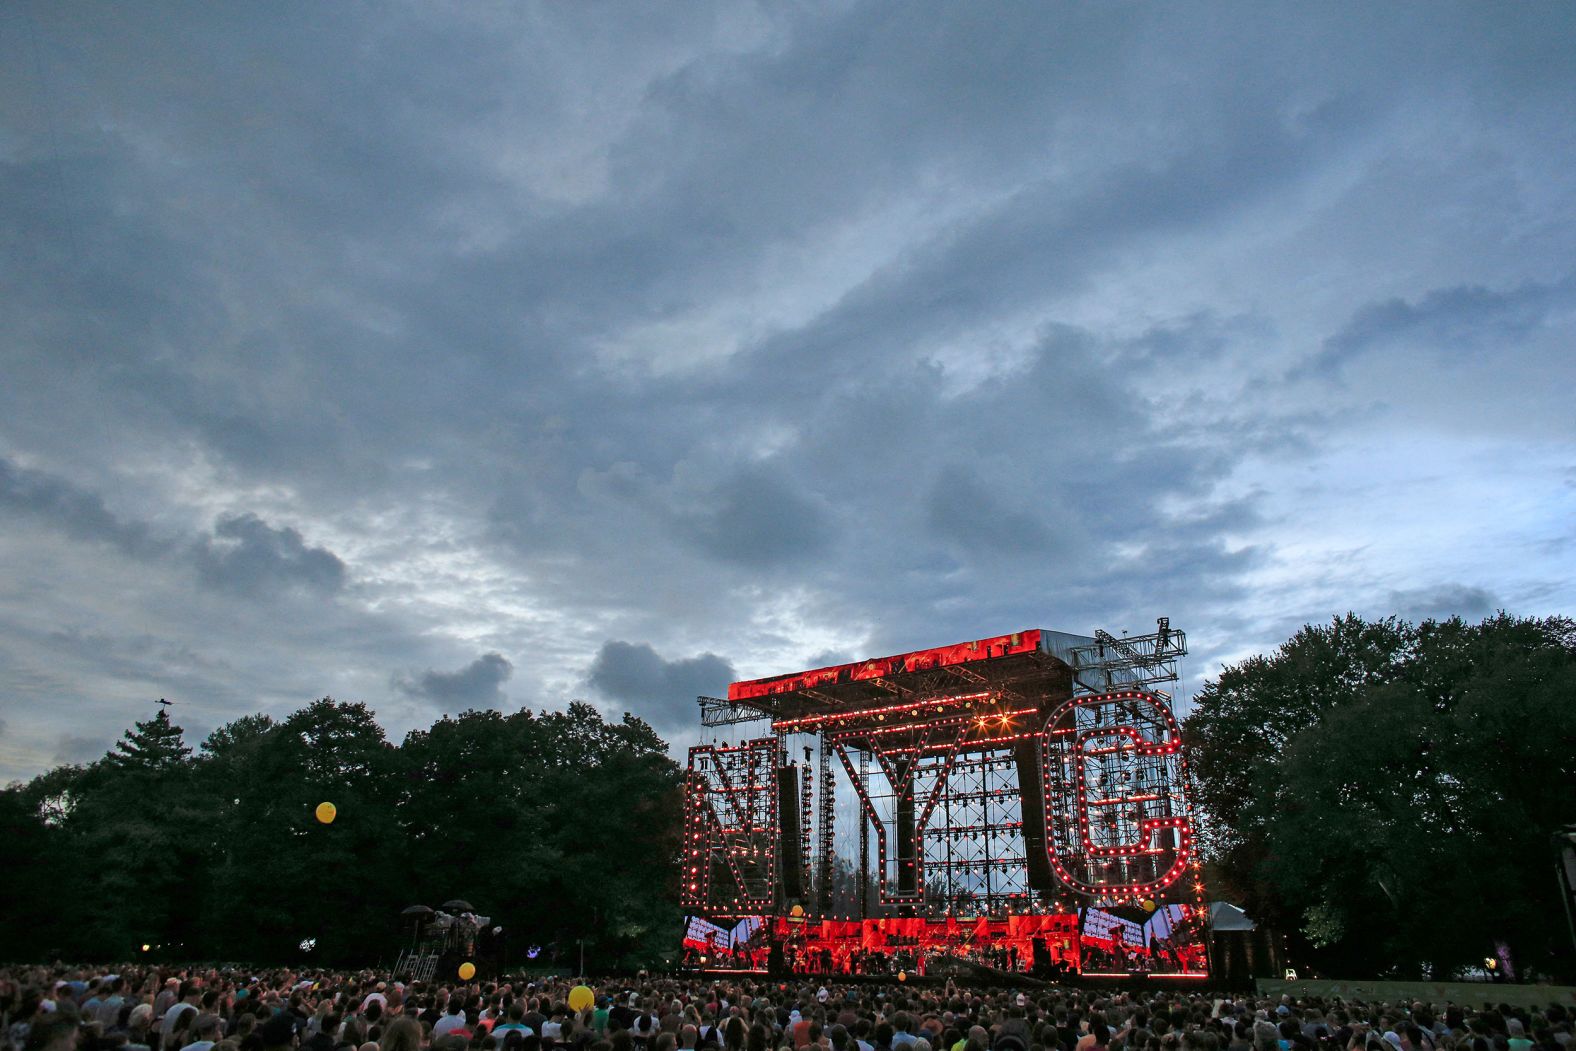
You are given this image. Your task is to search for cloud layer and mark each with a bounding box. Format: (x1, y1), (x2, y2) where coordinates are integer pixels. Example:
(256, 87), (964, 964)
(1, 2), (1573, 778)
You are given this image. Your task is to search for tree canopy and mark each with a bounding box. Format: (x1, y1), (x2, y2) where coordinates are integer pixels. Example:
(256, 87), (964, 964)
(0, 699), (682, 969)
(1184, 612), (1576, 980)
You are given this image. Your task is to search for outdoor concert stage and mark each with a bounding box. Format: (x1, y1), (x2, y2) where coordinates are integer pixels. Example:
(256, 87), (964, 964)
(680, 624), (1211, 982)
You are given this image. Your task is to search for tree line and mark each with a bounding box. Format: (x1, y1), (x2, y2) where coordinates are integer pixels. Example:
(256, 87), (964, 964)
(0, 700), (682, 969)
(3, 611), (1572, 978)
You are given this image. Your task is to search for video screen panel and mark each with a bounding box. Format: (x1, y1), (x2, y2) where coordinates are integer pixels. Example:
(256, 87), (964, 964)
(1079, 904), (1208, 974)
(680, 915), (766, 968)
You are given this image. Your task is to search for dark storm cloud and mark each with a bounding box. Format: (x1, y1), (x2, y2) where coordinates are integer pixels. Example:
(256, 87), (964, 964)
(395, 653), (514, 709)
(1387, 584), (1499, 624)
(52, 733), (106, 766)
(0, 462), (345, 601)
(0, 458), (164, 558)
(588, 641), (736, 729)
(194, 514), (346, 597)
(1, 2), (1573, 780)
(1312, 277), (1576, 377)
(925, 466), (1056, 556)
(676, 467), (834, 568)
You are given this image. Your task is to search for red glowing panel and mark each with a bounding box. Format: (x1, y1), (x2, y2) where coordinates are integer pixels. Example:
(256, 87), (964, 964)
(728, 629), (1044, 702)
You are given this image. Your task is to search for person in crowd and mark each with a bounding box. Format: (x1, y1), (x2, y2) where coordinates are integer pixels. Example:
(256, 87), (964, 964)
(3, 966), (1575, 1051)
(182, 1014), (224, 1051)
(162, 984), (203, 1046)
(434, 1001), (470, 1042)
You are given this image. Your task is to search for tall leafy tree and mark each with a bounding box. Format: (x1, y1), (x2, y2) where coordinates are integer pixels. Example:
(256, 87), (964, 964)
(0, 764), (94, 957)
(395, 703), (682, 970)
(221, 699), (404, 965)
(1186, 613), (1576, 979)
(4, 695), (691, 967)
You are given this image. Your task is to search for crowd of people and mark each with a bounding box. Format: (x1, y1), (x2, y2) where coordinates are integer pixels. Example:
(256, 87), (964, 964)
(2, 966), (1571, 1051)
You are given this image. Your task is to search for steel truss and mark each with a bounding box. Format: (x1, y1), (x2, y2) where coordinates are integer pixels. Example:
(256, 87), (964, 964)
(697, 695), (771, 728)
(1041, 689), (1194, 902)
(920, 749), (1030, 913)
(817, 733), (836, 912)
(681, 738), (781, 914)
(833, 718), (972, 911)
(800, 746), (813, 903)
(1066, 619), (1188, 697)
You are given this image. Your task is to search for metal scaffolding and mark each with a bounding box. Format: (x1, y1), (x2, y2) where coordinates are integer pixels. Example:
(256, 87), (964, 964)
(817, 733), (835, 913)
(918, 749), (1030, 913)
(681, 738), (781, 914)
(684, 623), (1199, 919)
(1042, 690), (1192, 901)
(799, 747), (814, 905)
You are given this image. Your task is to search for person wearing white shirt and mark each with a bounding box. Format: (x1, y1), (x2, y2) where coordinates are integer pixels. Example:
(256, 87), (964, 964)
(161, 984), (202, 1045)
(432, 1002), (469, 1041)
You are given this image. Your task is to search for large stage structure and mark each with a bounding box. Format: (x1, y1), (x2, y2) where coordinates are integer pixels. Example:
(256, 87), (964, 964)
(680, 622), (1210, 980)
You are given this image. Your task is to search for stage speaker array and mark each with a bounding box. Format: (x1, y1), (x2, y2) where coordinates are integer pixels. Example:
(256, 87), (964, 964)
(777, 765), (804, 900)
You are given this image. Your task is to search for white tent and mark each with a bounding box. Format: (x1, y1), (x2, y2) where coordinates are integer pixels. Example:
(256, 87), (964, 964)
(1208, 901), (1256, 932)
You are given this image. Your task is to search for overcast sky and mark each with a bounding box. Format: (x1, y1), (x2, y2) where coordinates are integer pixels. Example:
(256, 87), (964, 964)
(2, 2), (1573, 781)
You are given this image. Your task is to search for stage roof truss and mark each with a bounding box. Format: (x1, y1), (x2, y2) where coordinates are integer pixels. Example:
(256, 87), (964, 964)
(1066, 622), (1188, 696)
(697, 695), (771, 728)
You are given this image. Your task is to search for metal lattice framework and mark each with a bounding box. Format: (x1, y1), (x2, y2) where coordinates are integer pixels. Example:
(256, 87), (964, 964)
(1066, 619), (1188, 697)
(920, 747), (1030, 913)
(833, 717), (974, 909)
(799, 746), (813, 904)
(681, 738), (781, 914)
(1041, 689), (1195, 901)
(817, 733), (836, 911)
(685, 624), (1203, 919)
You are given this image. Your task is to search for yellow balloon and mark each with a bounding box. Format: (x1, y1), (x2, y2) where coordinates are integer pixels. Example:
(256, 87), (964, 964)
(1142, 899), (1158, 913)
(315, 801), (337, 825)
(458, 962), (476, 981)
(568, 985), (595, 1012)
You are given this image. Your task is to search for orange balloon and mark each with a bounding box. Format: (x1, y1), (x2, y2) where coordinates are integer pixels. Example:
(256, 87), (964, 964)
(315, 802), (337, 824)
(458, 962), (476, 981)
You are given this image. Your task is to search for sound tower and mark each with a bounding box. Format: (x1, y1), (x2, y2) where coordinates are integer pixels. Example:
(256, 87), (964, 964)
(777, 764), (804, 900)
(1014, 737), (1056, 890)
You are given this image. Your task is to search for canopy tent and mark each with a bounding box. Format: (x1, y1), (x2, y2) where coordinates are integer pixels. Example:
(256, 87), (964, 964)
(1209, 901), (1256, 932)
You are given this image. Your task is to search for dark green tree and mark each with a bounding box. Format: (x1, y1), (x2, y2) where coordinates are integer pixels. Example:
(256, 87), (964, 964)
(105, 706), (192, 771)
(1186, 612), (1576, 978)
(208, 699), (403, 965)
(0, 764), (94, 957)
(396, 703), (682, 970)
